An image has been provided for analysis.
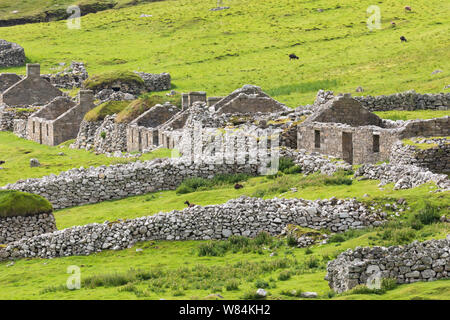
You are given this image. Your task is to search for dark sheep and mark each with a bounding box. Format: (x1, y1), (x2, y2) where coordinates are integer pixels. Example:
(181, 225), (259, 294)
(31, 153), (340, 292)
(404, 6), (412, 11)
(0, 160), (5, 165)
(400, 36), (407, 42)
(184, 200), (196, 208)
(289, 53), (299, 60)
(234, 183), (244, 190)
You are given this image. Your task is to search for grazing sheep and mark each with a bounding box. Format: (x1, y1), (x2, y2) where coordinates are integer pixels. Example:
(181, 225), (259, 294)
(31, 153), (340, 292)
(400, 36), (407, 42)
(404, 6), (412, 11)
(0, 160), (5, 165)
(391, 21), (396, 27)
(289, 53), (299, 60)
(234, 183), (244, 190)
(184, 200), (196, 208)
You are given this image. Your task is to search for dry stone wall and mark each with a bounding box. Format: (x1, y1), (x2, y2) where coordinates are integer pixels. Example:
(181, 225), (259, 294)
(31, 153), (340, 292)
(0, 40), (25, 67)
(2, 159), (261, 209)
(70, 120), (102, 150)
(0, 213), (56, 244)
(390, 140), (450, 174)
(314, 90), (449, 111)
(354, 163), (450, 190)
(135, 72), (171, 92)
(42, 62), (88, 89)
(326, 236), (450, 293)
(0, 106), (38, 131)
(0, 196), (386, 261)
(72, 115), (127, 153)
(92, 115), (128, 153)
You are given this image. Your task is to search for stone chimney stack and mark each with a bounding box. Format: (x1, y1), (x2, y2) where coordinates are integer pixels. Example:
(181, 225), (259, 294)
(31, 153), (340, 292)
(188, 91), (207, 106)
(26, 64), (41, 79)
(78, 90), (95, 112)
(182, 93), (189, 110)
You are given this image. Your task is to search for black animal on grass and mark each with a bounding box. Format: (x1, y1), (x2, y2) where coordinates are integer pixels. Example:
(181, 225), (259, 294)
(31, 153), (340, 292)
(234, 183), (244, 190)
(184, 200), (196, 208)
(400, 36), (407, 42)
(289, 53), (299, 60)
(0, 160), (5, 165)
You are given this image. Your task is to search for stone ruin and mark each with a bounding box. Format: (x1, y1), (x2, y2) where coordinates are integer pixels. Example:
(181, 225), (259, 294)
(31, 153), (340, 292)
(297, 94), (449, 165)
(158, 85), (293, 150)
(41, 61), (89, 89)
(127, 102), (180, 152)
(0, 71), (449, 273)
(134, 71), (171, 92)
(0, 40), (25, 68)
(213, 84), (290, 114)
(25, 90), (95, 146)
(0, 63), (447, 175)
(0, 73), (21, 93)
(0, 64), (63, 107)
(390, 138), (450, 174)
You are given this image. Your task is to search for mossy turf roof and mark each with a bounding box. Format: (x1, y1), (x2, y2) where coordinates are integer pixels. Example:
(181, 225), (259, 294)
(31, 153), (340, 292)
(115, 94), (181, 123)
(83, 71), (144, 92)
(0, 190), (53, 218)
(84, 100), (130, 122)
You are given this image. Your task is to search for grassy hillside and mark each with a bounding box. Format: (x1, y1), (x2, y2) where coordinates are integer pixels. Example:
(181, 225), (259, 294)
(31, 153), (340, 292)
(0, 0), (159, 23)
(0, 0), (449, 301)
(1, 165), (449, 299)
(0, 0), (448, 106)
(1, 132), (449, 300)
(1, 217), (448, 300)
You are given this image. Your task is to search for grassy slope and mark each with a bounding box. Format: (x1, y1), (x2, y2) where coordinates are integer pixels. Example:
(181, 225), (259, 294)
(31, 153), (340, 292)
(0, 132), (172, 186)
(2, 165), (448, 300)
(0, 0), (449, 300)
(1, 222), (448, 300)
(0, 0), (448, 106)
(0, 0), (154, 21)
(0, 145), (449, 299)
(374, 110), (450, 120)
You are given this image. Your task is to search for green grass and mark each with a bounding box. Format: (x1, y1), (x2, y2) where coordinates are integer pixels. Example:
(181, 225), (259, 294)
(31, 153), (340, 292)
(0, 190), (52, 217)
(1, 163), (449, 299)
(402, 136), (449, 150)
(1, 222), (447, 300)
(0, 0), (156, 22)
(175, 173), (250, 194)
(0, 131), (173, 186)
(1, 0), (449, 300)
(84, 100), (130, 122)
(0, 0), (448, 106)
(374, 110), (450, 121)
